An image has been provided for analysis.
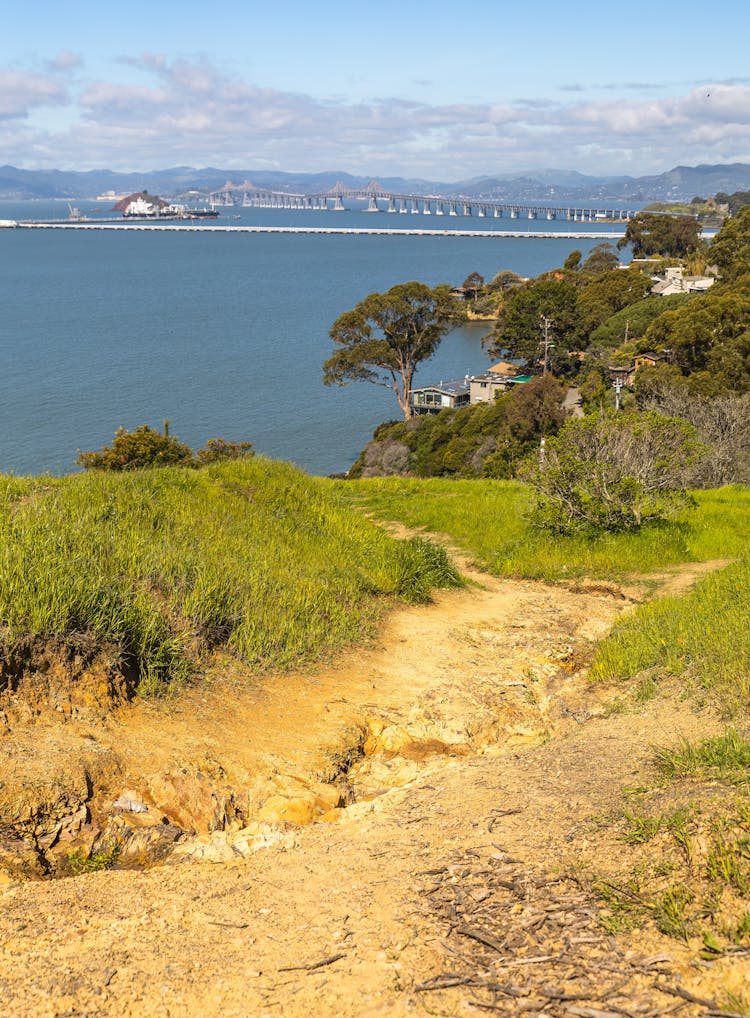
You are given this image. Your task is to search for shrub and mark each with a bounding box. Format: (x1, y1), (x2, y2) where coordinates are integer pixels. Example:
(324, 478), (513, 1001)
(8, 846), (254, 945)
(194, 438), (255, 464)
(521, 411), (706, 533)
(76, 424), (192, 471)
(77, 424), (254, 471)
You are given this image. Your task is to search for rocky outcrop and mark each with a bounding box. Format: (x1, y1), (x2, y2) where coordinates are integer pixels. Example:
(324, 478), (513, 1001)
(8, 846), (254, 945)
(0, 637), (137, 724)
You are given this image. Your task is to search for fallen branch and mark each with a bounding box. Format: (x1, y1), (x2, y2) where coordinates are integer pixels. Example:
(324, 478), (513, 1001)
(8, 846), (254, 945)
(455, 925), (507, 953)
(277, 953), (346, 973)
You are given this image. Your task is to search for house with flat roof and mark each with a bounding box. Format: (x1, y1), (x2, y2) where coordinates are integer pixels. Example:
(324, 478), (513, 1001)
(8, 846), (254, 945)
(410, 364), (531, 415)
(410, 377), (471, 415)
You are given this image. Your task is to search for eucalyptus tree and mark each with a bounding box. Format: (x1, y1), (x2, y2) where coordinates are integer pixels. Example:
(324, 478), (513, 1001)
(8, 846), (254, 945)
(323, 281), (460, 420)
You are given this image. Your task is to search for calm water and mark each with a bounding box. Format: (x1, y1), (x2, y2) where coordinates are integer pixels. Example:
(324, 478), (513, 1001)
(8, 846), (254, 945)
(0, 200), (630, 476)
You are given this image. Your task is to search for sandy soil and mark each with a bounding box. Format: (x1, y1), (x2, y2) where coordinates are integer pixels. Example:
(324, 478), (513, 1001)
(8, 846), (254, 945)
(0, 554), (745, 1017)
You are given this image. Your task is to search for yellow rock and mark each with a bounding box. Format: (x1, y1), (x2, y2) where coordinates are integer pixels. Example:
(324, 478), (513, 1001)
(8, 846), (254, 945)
(256, 794), (316, 827)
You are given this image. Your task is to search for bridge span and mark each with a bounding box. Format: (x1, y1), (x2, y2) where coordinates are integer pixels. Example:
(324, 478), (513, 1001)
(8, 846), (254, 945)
(208, 183), (637, 223)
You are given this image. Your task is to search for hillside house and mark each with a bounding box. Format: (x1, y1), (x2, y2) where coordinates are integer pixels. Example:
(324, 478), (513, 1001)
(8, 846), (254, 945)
(410, 363), (531, 415)
(651, 266), (717, 296)
(410, 378), (471, 415)
(608, 350), (668, 388)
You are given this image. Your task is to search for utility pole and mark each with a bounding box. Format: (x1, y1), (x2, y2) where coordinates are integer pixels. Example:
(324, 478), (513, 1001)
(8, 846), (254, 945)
(540, 316), (554, 374)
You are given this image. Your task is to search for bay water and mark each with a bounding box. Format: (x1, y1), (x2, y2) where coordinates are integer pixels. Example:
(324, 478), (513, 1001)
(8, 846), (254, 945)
(0, 200), (629, 476)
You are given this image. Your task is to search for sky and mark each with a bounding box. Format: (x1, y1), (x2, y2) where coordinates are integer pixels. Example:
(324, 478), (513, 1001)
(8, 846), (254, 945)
(3, 0), (750, 180)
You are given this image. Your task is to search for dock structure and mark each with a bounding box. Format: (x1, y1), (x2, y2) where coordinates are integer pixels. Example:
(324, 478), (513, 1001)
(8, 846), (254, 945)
(14, 222), (628, 239)
(209, 180), (638, 223)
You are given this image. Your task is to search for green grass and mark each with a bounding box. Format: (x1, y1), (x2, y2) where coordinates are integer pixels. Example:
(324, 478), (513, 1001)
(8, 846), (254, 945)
(333, 478), (750, 582)
(332, 476), (750, 716)
(590, 556), (750, 712)
(655, 731), (750, 781)
(0, 459), (461, 694)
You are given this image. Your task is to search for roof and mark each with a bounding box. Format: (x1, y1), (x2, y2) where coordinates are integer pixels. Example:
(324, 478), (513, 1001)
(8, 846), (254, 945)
(411, 378), (470, 396)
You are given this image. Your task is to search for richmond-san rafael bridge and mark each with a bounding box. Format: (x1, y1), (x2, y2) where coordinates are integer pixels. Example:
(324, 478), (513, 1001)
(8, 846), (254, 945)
(208, 180), (638, 223)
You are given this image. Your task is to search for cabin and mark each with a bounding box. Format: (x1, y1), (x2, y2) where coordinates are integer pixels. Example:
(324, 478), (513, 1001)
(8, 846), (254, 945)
(469, 362), (531, 403)
(410, 378), (471, 415)
(633, 350), (667, 371)
(608, 350), (668, 388)
(410, 363), (531, 415)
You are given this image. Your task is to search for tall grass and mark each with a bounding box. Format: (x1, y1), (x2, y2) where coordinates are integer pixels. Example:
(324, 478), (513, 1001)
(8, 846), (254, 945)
(334, 478), (750, 581)
(590, 555), (750, 713)
(333, 477), (750, 715)
(0, 460), (460, 693)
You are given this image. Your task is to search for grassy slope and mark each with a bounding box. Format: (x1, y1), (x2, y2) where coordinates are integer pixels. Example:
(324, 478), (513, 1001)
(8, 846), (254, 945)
(0, 459), (460, 693)
(334, 477), (750, 712)
(335, 478), (750, 581)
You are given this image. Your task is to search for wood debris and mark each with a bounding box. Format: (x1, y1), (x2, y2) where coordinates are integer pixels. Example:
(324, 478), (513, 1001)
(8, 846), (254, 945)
(412, 846), (724, 1016)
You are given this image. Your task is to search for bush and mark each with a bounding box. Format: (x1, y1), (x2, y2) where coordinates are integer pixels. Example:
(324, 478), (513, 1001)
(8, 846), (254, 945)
(76, 424), (254, 471)
(194, 438), (255, 465)
(76, 424), (193, 471)
(521, 411), (706, 533)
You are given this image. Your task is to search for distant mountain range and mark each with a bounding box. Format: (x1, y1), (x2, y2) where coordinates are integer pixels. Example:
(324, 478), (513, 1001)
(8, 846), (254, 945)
(2, 162), (750, 203)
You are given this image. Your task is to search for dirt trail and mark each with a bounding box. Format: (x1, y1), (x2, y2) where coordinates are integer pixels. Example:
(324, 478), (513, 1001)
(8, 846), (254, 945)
(0, 555), (742, 1016)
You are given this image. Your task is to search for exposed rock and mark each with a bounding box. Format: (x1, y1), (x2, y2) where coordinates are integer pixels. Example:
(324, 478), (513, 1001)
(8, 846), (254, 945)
(0, 637), (136, 722)
(359, 439), (410, 478)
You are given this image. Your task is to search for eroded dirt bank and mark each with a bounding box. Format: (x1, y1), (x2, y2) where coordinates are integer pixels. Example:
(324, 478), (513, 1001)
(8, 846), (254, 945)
(0, 560), (743, 1016)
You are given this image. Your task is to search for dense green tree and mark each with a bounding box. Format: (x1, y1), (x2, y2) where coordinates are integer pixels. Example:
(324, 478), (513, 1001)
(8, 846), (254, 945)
(461, 271), (485, 300)
(574, 268), (653, 346)
(708, 206), (750, 281)
(580, 242), (619, 275)
(486, 270), (525, 293)
(587, 293), (694, 349)
(487, 277), (578, 364)
(323, 281), (458, 420)
(563, 250), (582, 271)
(617, 212), (702, 258)
(644, 293), (750, 388)
(715, 190), (750, 216)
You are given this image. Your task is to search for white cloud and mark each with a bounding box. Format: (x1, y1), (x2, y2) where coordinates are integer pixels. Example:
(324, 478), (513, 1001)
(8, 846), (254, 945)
(0, 69), (68, 120)
(47, 51), (83, 74)
(3, 56), (750, 178)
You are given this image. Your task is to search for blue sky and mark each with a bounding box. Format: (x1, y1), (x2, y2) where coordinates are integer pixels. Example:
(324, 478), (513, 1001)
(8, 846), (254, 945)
(3, 0), (750, 178)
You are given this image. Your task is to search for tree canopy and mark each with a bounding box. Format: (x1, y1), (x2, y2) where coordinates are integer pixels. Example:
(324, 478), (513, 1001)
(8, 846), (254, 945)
(708, 206), (750, 281)
(617, 212), (702, 258)
(487, 277), (578, 364)
(323, 281), (458, 420)
(644, 293), (750, 388)
(574, 268), (653, 346)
